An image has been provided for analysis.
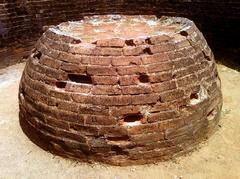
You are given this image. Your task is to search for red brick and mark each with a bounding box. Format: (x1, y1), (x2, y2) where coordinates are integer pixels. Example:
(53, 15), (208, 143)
(149, 43), (175, 53)
(175, 39), (191, 49)
(71, 93), (93, 103)
(29, 58), (67, 80)
(49, 89), (71, 100)
(119, 75), (139, 85)
(147, 62), (173, 73)
(130, 132), (164, 144)
(78, 104), (109, 115)
(39, 55), (62, 69)
(127, 123), (159, 135)
(96, 38), (125, 47)
(158, 118), (185, 132)
(149, 34), (171, 44)
(57, 130), (87, 143)
(57, 100), (79, 113)
(58, 52), (82, 64)
(99, 126), (128, 137)
(91, 85), (121, 95)
(87, 66), (117, 76)
(68, 123), (99, 135)
(110, 105), (141, 116)
(65, 83), (92, 93)
(84, 115), (117, 125)
(81, 56), (112, 66)
(68, 43), (96, 55)
(174, 64), (201, 78)
(27, 66), (57, 85)
(24, 86), (48, 105)
(45, 116), (69, 130)
(147, 110), (179, 123)
(160, 90), (185, 102)
(23, 73), (49, 95)
(173, 57), (195, 68)
(149, 102), (176, 113)
(60, 62), (86, 73)
(93, 95), (132, 106)
(152, 81), (176, 93)
(38, 43), (60, 59)
(44, 36), (70, 52)
(122, 84), (152, 95)
(148, 71), (173, 82)
(91, 76), (119, 85)
(176, 74), (198, 87)
(117, 66), (146, 75)
(112, 56), (141, 66)
(131, 93), (159, 104)
(165, 125), (193, 139)
(95, 47), (123, 56)
(141, 53), (169, 64)
(123, 46), (143, 56)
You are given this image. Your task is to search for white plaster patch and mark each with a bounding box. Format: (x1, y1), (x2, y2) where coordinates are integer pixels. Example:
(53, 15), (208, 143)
(123, 121), (141, 127)
(190, 86), (208, 105)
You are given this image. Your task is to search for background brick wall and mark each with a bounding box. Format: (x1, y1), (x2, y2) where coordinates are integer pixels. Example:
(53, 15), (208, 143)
(0, 0), (239, 68)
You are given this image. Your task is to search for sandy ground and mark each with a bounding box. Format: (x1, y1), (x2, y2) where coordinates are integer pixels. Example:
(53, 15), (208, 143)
(0, 62), (239, 179)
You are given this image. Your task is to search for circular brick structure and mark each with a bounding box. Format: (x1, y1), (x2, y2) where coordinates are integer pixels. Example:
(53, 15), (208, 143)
(19, 15), (222, 166)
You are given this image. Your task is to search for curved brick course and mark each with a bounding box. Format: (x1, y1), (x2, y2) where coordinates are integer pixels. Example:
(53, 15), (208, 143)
(19, 15), (222, 166)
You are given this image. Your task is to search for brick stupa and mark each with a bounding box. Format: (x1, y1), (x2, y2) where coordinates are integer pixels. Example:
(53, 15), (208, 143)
(19, 15), (222, 166)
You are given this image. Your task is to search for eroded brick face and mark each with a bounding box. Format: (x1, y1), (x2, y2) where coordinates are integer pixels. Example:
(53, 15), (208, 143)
(19, 15), (223, 166)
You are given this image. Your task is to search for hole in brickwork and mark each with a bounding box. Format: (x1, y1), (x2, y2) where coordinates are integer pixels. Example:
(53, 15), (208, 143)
(72, 39), (81, 44)
(19, 88), (25, 102)
(107, 136), (129, 141)
(111, 146), (128, 155)
(179, 104), (187, 109)
(130, 61), (138, 65)
(143, 47), (153, 55)
(125, 39), (135, 46)
(145, 38), (151, 44)
(190, 93), (199, 100)
(149, 110), (160, 114)
(180, 31), (188, 37)
(33, 51), (42, 59)
(19, 92), (25, 100)
(69, 124), (78, 131)
(20, 91), (25, 97)
(206, 56), (211, 61)
(56, 81), (67, 88)
(207, 108), (217, 121)
(124, 113), (143, 123)
(158, 96), (162, 103)
(139, 74), (149, 83)
(189, 86), (208, 105)
(203, 53), (212, 61)
(19, 87), (25, 96)
(68, 74), (92, 84)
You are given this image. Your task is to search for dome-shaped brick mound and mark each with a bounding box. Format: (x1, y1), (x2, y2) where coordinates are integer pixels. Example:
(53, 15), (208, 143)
(19, 15), (223, 166)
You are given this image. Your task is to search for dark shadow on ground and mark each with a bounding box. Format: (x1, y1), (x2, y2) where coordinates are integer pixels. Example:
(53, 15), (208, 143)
(213, 47), (240, 72)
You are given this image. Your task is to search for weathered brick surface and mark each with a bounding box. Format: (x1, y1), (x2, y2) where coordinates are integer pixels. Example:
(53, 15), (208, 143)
(19, 15), (222, 166)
